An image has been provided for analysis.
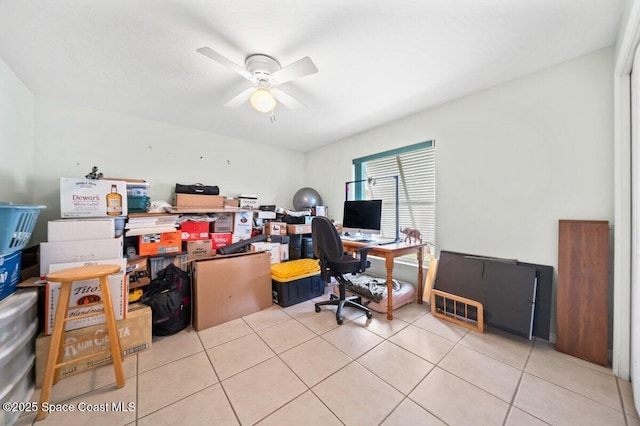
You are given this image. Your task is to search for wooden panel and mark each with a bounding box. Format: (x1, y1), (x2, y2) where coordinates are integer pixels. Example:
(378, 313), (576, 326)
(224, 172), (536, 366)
(556, 220), (609, 365)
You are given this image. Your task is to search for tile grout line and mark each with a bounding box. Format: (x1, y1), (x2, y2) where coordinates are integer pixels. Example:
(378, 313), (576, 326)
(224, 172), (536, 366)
(213, 317), (261, 426)
(501, 336), (541, 426)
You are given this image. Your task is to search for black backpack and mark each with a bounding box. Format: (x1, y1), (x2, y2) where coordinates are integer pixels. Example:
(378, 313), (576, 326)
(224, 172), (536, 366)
(141, 263), (191, 336)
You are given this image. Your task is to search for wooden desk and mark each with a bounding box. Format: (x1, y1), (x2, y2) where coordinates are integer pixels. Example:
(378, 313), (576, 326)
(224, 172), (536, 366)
(341, 240), (427, 320)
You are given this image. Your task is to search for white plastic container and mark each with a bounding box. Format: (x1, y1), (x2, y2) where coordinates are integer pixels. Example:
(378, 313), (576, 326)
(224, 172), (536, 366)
(0, 320), (37, 389)
(0, 357), (34, 426)
(0, 289), (38, 348)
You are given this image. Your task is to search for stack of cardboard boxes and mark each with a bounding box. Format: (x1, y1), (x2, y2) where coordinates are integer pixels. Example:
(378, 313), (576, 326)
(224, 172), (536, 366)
(174, 193), (258, 260)
(33, 177), (152, 387)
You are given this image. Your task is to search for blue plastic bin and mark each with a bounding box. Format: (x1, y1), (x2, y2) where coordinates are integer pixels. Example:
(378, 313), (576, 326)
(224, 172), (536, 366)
(0, 250), (21, 302)
(0, 203), (46, 255)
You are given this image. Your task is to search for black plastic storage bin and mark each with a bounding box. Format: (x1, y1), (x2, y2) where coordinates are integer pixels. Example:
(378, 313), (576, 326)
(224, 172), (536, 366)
(301, 237), (314, 259)
(272, 273), (324, 307)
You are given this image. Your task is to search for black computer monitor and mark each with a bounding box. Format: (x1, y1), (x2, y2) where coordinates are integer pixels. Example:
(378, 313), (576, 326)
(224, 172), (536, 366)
(342, 200), (382, 238)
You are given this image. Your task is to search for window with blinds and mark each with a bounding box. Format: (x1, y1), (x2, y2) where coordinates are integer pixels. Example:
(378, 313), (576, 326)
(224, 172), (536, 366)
(352, 141), (435, 248)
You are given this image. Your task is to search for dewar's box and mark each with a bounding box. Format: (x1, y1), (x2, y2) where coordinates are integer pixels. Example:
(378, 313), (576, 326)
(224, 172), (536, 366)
(60, 178), (128, 218)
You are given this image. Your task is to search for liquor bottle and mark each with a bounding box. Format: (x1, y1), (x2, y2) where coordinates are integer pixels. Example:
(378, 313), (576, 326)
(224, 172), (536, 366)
(106, 184), (123, 216)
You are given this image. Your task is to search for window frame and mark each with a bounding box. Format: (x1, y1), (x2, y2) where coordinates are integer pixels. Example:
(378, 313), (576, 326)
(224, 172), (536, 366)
(352, 140), (435, 262)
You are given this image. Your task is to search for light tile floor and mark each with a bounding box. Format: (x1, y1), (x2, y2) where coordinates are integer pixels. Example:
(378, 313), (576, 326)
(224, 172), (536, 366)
(17, 289), (639, 426)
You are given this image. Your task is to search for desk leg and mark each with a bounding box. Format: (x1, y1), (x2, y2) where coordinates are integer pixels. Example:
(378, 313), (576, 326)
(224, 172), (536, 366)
(417, 247), (424, 305)
(385, 255), (395, 320)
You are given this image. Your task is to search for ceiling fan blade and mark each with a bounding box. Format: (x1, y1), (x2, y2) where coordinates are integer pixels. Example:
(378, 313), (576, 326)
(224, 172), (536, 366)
(224, 87), (256, 108)
(272, 56), (318, 84)
(197, 47), (252, 80)
(271, 88), (305, 111)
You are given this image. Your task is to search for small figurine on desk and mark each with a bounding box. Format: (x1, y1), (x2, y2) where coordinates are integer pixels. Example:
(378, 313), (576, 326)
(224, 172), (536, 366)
(401, 227), (422, 244)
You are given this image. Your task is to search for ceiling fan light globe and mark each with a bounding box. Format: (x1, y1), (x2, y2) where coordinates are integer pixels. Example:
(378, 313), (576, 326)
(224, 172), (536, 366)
(250, 89), (276, 113)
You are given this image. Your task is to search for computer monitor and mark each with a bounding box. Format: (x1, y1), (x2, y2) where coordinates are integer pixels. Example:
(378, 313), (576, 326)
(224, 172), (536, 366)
(342, 200), (382, 239)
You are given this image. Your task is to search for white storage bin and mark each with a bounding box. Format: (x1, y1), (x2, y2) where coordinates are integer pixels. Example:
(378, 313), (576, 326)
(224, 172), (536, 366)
(0, 320), (37, 390)
(0, 289), (38, 348)
(0, 360), (34, 426)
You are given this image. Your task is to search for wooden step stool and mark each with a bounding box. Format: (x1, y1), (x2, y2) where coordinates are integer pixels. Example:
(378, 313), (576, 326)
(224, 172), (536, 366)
(37, 264), (125, 420)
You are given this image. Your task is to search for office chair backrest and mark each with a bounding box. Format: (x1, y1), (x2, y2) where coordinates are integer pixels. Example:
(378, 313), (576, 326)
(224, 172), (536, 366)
(312, 217), (343, 262)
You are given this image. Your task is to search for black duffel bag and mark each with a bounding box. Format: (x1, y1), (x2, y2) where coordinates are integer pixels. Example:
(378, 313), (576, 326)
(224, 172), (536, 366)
(141, 263), (191, 336)
(175, 183), (219, 195)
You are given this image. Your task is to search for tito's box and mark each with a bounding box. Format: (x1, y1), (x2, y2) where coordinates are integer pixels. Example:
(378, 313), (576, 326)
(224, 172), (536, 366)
(45, 258), (128, 335)
(35, 303), (151, 386)
(60, 177), (128, 218)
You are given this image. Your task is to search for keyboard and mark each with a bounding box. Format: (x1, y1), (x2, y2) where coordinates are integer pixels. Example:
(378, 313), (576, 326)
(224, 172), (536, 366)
(342, 235), (396, 245)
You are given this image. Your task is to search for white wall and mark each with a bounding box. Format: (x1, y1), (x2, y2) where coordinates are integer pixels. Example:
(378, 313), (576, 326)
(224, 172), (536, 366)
(0, 58), (35, 203)
(27, 97), (306, 243)
(305, 47), (615, 332)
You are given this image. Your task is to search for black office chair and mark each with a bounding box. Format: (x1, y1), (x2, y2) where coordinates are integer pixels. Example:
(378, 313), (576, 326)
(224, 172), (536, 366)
(312, 216), (373, 324)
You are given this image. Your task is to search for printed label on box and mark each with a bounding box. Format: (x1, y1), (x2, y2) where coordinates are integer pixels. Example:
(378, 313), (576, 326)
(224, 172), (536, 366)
(184, 240), (213, 260)
(210, 233), (232, 249)
(233, 212), (253, 237)
(239, 198), (259, 209)
(36, 304), (151, 386)
(139, 231), (182, 256)
(250, 242), (281, 264)
(180, 221), (210, 241)
(60, 178), (128, 218)
(265, 222), (287, 235)
(45, 258), (127, 335)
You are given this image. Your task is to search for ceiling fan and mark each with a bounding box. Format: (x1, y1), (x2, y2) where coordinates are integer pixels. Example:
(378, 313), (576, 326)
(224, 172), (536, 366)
(197, 46), (318, 113)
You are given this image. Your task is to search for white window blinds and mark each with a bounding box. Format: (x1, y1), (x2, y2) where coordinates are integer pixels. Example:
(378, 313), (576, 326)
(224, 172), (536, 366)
(352, 141), (435, 246)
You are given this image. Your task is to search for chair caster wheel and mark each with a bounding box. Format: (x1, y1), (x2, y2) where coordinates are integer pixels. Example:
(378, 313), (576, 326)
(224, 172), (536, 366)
(337, 317), (343, 325)
(315, 306), (321, 313)
(366, 312), (373, 319)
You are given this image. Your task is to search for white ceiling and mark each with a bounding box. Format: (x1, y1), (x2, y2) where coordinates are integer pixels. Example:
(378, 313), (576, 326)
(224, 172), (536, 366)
(0, 1), (625, 152)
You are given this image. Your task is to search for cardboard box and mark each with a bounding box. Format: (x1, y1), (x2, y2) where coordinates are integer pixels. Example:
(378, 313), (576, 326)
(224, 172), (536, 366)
(210, 233), (232, 251)
(192, 252), (272, 331)
(39, 237), (124, 277)
(257, 211), (277, 220)
(36, 303), (151, 386)
(126, 256), (149, 289)
(287, 224), (312, 234)
(184, 240), (213, 260)
(233, 211), (253, 239)
(238, 197), (259, 209)
(60, 177), (128, 218)
(45, 258), (128, 335)
(138, 231), (182, 256)
(212, 213), (233, 233)
(48, 218), (115, 242)
(264, 222), (287, 236)
(224, 198), (240, 207)
(175, 194), (224, 208)
(180, 221), (210, 241)
(250, 242), (281, 264)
